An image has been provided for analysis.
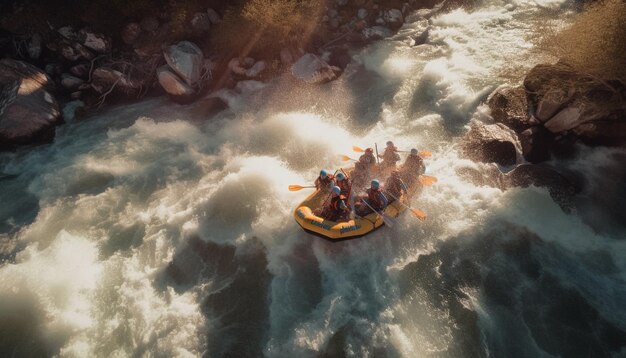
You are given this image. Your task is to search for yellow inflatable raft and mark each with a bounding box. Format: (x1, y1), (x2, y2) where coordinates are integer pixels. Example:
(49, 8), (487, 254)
(294, 185), (417, 241)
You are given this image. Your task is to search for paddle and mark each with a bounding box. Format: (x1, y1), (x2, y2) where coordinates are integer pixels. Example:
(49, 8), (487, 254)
(360, 197), (394, 227)
(385, 191), (427, 221)
(353, 146), (432, 158)
(418, 175), (438, 186)
(340, 155), (357, 162)
(289, 185), (317, 191)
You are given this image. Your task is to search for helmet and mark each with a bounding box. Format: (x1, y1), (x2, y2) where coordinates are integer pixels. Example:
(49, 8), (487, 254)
(365, 148), (373, 153)
(336, 173), (345, 181)
(410, 148), (418, 155)
(371, 179), (380, 189)
(331, 186), (341, 196)
(386, 141), (394, 147)
(320, 169), (328, 177)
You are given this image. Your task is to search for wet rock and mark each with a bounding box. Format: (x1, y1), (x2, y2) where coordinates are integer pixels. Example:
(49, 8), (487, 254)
(456, 163), (505, 189)
(384, 9), (404, 29)
(228, 58), (247, 76)
(520, 126), (553, 163)
(524, 63), (626, 145)
(57, 26), (78, 41)
(362, 26), (393, 40)
(0, 60), (61, 151)
(91, 67), (140, 94)
(460, 120), (519, 166)
(357, 8), (369, 19)
(164, 41), (203, 87)
(156, 65), (196, 103)
(191, 12), (211, 33)
(206, 9), (221, 24)
(78, 29), (111, 53)
(122, 23), (142, 45)
(69, 63), (90, 79)
(60, 73), (84, 91)
(291, 53), (340, 84)
(488, 86), (537, 132)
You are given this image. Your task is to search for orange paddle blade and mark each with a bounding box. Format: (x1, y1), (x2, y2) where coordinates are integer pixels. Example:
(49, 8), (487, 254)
(340, 155), (355, 161)
(419, 150), (433, 158)
(419, 175), (438, 186)
(411, 208), (427, 221)
(289, 185), (305, 191)
(352, 145), (365, 153)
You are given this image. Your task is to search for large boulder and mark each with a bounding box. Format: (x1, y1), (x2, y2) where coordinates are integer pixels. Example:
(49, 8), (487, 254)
(488, 85), (537, 132)
(0, 60), (61, 151)
(460, 120), (519, 166)
(519, 126), (553, 163)
(78, 29), (111, 53)
(524, 63), (626, 145)
(91, 67), (141, 95)
(164, 41), (204, 87)
(291, 54), (340, 84)
(156, 66), (197, 104)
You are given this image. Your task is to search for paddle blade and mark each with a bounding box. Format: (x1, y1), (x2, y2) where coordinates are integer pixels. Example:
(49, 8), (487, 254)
(352, 145), (365, 153)
(419, 150), (433, 158)
(289, 185), (305, 191)
(419, 175), (438, 186)
(340, 155), (354, 162)
(410, 208), (427, 221)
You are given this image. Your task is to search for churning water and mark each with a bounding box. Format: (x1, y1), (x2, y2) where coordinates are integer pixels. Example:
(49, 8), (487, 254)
(1, 0), (626, 356)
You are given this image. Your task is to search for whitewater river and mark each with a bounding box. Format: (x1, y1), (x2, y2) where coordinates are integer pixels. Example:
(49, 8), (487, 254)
(2, 0), (626, 356)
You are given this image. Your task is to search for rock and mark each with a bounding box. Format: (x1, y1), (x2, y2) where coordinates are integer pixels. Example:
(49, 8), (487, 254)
(191, 12), (211, 33)
(140, 16), (159, 32)
(122, 23), (142, 45)
(69, 63), (90, 79)
(460, 120), (519, 166)
(0, 60), (61, 151)
(456, 164), (505, 189)
(245, 61), (266, 78)
(280, 48), (293, 65)
(384, 9), (404, 28)
(412, 19), (430, 45)
(337, 0), (348, 6)
(156, 65), (196, 103)
(78, 29), (111, 53)
(504, 164), (580, 209)
(242, 57), (255, 67)
(228, 58), (247, 76)
(362, 26), (393, 40)
(91, 67), (140, 94)
(520, 126), (553, 163)
(45, 63), (62, 76)
(60, 73), (84, 91)
(487, 86), (537, 132)
(524, 63), (626, 144)
(58, 26), (78, 40)
(325, 46), (352, 69)
(164, 41), (203, 87)
(357, 8), (369, 19)
(206, 9), (221, 24)
(291, 53), (340, 84)
(28, 33), (42, 59)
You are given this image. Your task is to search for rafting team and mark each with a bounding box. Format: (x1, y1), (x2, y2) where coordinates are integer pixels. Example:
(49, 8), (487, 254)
(313, 141), (426, 222)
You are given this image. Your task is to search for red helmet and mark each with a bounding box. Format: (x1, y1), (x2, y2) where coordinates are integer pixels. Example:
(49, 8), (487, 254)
(365, 148), (373, 153)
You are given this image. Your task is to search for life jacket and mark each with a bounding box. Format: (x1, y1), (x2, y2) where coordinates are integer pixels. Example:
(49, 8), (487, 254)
(337, 178), (352, 196)
(316, 174), (335, 189)
(366, 187), (387, 209)
(403, 155), (424, 174)
(382, 147), (400, 163)
(330, 194), (347, 211)
(385, 175), (406, 199)
(359, 152), (376, 165)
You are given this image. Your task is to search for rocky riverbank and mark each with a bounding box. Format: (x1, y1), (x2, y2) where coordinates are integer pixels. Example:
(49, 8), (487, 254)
(1, 0), (460, 151)
(460, 62), (626, 209)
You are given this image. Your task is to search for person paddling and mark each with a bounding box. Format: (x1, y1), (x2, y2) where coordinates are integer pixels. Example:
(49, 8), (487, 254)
(384, 170), (408, 202)
(355, 179), (388, 216)
(317, 186), (349, 221)
(315, 169), (335, 191)
(358, 148), (376, 172)
(400, 148), (425, 185)
(335, 172), (352, 199)
(379, 141), (401, 171)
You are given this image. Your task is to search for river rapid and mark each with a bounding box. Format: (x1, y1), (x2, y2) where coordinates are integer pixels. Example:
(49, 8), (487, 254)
(1, 0), (626, 357)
